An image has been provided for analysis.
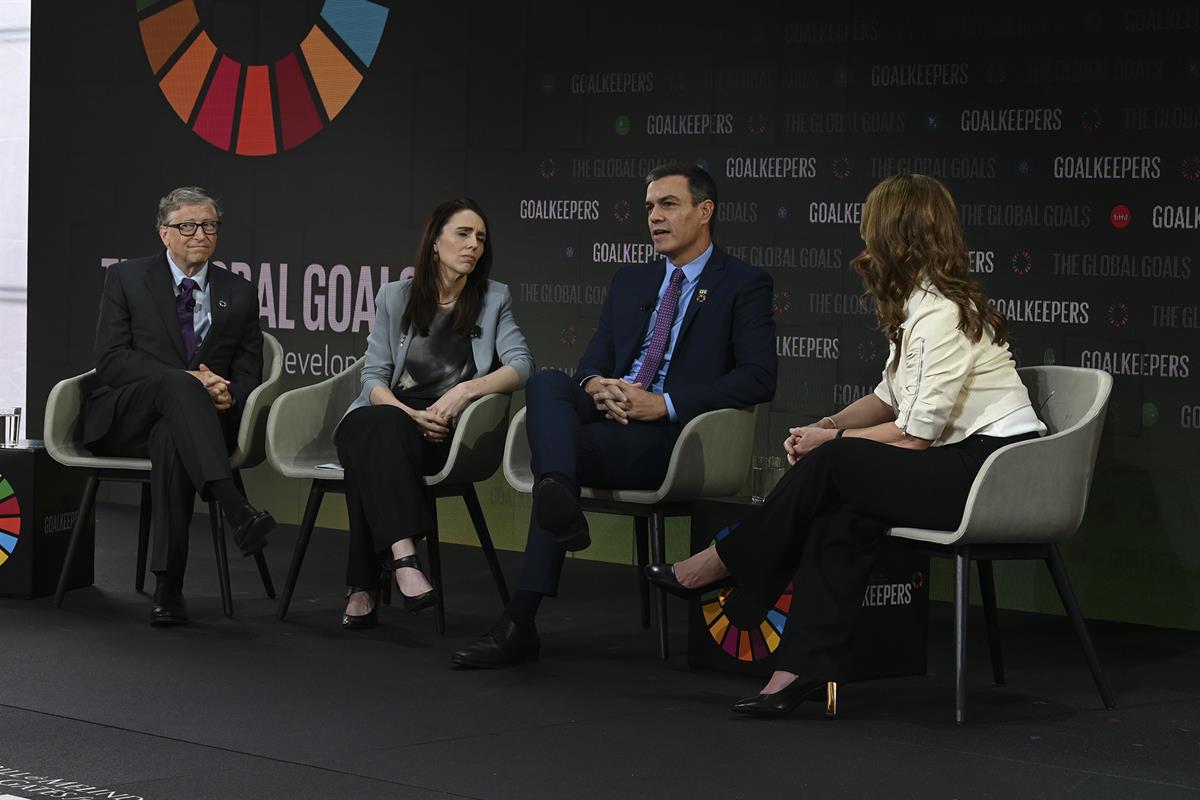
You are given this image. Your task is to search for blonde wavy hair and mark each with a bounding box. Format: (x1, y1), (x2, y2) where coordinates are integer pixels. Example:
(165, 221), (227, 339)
(850, 174), (1007, 365)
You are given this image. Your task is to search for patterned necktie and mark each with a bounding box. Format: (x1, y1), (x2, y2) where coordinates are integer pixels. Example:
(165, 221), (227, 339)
(177, 277), (198, 363)
(633, 267), (685, 390)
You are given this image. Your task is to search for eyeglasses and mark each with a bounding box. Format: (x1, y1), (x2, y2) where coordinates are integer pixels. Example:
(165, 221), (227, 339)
(163, 220), (221, 235)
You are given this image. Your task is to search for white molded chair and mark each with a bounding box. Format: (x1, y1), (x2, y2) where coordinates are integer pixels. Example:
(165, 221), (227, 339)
(266, 358), (512, 633)
(44, 333), (284, 616)
(886, 365), (1117, 723)
(502, 404), (759, 659)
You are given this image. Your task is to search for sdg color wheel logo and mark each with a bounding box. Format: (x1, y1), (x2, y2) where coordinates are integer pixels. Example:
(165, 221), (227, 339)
(0, 473), (20, 567)
(700, 524), (791, 661)
(137, 0), (388, 155)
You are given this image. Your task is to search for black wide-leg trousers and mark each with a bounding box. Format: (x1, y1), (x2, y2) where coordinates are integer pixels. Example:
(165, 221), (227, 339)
(88, 371), (237, 582)
(334, 404), (449, 588)
(715, 432), (1036, 679)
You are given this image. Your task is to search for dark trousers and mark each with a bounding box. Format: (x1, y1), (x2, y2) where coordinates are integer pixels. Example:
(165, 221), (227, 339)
(87, 370), (236, 583)
(518, 370), (681, 596)
(334, 404), (450, 588)
(716, 432), (1037, 679)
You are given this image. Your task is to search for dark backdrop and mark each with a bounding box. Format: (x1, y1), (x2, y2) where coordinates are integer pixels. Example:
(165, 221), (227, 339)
(27, 0), (1200, 628)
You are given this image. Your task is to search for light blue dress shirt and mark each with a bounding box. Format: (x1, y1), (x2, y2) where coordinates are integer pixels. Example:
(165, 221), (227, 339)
(622, 243), (713, 421)
(165, 251), (212, 353)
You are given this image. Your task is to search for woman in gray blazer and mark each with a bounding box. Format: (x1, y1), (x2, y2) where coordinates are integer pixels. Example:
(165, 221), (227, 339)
(335, 198), (533, 629)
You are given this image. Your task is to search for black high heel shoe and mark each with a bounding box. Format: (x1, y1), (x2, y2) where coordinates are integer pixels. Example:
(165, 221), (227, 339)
(342, 586), (380, 630)
(388, 554), (440, 613)
(643, 563), (736, 599)
(731, 678), (838, 719)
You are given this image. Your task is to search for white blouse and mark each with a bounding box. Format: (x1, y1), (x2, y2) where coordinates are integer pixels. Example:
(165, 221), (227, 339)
(873, 283), (1046, 445)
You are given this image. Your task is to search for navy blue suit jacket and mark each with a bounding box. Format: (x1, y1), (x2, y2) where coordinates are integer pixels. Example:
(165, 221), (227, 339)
(574, 247), (777, 424)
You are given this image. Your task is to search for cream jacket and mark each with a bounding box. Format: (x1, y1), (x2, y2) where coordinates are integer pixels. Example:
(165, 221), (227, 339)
(874, 283), (1035, 445)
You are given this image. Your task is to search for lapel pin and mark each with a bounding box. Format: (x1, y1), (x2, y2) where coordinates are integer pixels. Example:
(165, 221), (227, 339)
(696, 289), (708, 303)
(218, 299), (228, 308)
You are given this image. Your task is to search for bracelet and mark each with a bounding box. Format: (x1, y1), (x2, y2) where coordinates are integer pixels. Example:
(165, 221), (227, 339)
(835, 428), (845, 439)
(820, 415), (839, 430)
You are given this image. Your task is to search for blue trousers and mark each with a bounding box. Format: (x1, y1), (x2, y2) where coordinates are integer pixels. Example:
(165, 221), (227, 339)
(518, 370), (681, 596)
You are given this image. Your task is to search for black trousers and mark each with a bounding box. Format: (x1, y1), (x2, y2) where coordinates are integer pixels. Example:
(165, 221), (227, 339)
(334, 404), (450, 588)
(518, 369), (681, 596)
(716, 432), (1037, 679)
(87, 370), (237, 583)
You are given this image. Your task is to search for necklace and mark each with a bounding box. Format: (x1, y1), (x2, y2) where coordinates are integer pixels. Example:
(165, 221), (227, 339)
(437, 296), (459, 306)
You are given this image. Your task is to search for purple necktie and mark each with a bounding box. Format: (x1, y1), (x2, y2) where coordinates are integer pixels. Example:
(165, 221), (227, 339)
(633, 267), (685, 390)
(177, 277), (198, 363)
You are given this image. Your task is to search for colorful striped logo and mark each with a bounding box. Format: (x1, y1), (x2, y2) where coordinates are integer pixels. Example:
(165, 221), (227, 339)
(0, 474), (20, 567)
(700, 523), (791, 662)
(137, 0), (388, 155)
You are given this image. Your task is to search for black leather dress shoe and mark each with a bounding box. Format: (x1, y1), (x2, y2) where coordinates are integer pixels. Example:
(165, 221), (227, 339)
(451, 616), (540, 668)
(232, 506), (275, 556)
(643, 563), (736, 599)
(342, 587), (379, 630)
(150, 581), (189, 627)
(534, 477), (590, 551)
(731, 678), (837, 719)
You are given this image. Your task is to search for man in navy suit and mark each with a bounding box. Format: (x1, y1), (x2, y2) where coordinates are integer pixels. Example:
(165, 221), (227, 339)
(453, 163), (777, 667)
(85, 187), (275, 626)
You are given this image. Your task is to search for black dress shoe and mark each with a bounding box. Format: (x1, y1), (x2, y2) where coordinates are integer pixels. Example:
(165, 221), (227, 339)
(150, 580), (189, 627)
(342, 586), (379, 630)
(534, 477), (590, 551)
(387, 554), (440, 614)
(643, 563), (736, 599)
(451, 616), (540, 668)
(231, 506), (275, 556)
(731, 678), (837, 719)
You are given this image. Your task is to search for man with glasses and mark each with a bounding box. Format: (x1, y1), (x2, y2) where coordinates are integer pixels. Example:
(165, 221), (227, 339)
(83, 186), (275, 626)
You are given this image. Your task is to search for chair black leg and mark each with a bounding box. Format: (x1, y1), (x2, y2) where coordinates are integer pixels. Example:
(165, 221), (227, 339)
(462, 485), (509, 606)
(253, 550), (276, 599)
(976, 559), (1005, 686)
(635, 516), (650, 629)
(276, 484), (324, 620)
(209, 502), (234, 618)
(425, 496), (446, 635)
(954, 550), (970, 724)
(231, 469), (275, 599)
(135, 482), (151, 594)
(649, 510), (668, 660)
(1045, 544), (1117, 710)
(55, 473), (100, 608)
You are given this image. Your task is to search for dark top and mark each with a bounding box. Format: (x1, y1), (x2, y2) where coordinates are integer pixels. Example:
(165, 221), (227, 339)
(394, 308), (476, 402)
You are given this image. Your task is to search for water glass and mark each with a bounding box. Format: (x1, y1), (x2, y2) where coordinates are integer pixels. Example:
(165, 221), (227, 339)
(750, 455), (785, 504)
(0, 406), (21, 448)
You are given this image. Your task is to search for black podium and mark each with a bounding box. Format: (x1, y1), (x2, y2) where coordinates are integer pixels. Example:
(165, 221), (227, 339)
(0, 440), (94, 598)
(688, 498), (929, 680)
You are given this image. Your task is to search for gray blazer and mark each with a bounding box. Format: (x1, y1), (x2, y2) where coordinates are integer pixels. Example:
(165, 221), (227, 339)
(340, 278), (534, 426)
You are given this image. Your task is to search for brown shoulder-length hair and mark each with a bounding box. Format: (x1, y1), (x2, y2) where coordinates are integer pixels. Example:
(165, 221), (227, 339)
(849, 174), (1007, 364)
(401, 198), (493, 337)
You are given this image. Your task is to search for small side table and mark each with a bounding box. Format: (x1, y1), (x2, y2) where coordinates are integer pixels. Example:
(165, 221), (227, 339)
(0, 440), (94, 598)
(687, 497), (929, 680)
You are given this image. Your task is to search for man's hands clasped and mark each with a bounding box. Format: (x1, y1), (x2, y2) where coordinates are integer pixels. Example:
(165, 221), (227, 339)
(188, 364), (233, 412)
(585, 377), (667, 424)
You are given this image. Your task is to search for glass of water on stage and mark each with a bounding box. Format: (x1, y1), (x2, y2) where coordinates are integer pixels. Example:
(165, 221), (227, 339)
(0, 407), (22, 448)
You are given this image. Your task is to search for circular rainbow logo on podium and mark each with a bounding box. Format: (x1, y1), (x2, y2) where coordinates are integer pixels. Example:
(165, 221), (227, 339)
(0, 474), (21, 567)
(137, 0), (388, 155)
(699, 523), (791, 662)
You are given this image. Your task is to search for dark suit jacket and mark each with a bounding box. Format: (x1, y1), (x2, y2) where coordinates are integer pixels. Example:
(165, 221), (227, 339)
(574, 247), (777, 425)
(84, 251), (264, 444)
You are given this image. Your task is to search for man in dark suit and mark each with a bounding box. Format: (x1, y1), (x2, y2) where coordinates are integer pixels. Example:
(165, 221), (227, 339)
(453, 163), (777, 667)
(85, 186), (275, 626)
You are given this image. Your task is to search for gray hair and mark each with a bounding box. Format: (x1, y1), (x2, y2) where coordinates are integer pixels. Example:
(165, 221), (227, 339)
(156, 186), (222, 227)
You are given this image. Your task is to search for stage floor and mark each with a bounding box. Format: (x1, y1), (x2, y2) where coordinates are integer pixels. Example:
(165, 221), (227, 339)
(1, 503), (1198, 800)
